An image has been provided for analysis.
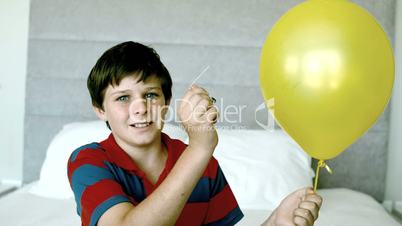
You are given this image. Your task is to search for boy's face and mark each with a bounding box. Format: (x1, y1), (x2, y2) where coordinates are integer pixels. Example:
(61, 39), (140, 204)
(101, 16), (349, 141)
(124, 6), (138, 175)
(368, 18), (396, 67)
(94, 74), (170, 149)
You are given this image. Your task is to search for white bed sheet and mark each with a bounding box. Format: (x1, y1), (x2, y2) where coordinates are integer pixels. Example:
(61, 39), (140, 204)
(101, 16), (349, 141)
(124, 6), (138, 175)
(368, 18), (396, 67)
(0, 183), (80, 226)
(237, 188), (401, 226)
(0, 184), (400, 226)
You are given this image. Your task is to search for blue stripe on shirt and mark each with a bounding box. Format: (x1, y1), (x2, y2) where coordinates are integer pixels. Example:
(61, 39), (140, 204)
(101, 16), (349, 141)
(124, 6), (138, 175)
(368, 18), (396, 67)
(70, 143), (100, 162)
(71, 164), (115, 215)
(89, 195), (132, 226)
(104, 162), (146, 202)
(203, 206), (244, 226)
(210, 166), (227, 198)
(187, 165), (228, 203)
(188, 177), (210, 202)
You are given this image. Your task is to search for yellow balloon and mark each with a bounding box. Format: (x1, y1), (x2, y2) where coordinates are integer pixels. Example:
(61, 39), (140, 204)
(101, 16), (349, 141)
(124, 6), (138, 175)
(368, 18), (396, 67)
(260, 0), (394, 160)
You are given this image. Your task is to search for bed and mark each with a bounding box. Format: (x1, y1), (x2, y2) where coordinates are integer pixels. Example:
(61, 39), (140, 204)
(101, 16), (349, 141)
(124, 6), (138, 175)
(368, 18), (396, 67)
(0, 121), (400, 226)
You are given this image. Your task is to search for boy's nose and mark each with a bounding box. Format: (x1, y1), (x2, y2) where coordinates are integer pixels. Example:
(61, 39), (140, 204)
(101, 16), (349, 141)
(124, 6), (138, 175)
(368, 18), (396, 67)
(129, 98), (150, 116)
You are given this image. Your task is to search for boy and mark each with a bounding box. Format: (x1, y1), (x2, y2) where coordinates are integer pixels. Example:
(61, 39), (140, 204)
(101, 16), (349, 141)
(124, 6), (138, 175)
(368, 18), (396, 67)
(67, 41), (322, 226)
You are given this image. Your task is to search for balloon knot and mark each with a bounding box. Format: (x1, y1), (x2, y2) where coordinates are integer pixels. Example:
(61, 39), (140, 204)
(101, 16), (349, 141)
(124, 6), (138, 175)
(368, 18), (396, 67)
(318, 160), (333, 174)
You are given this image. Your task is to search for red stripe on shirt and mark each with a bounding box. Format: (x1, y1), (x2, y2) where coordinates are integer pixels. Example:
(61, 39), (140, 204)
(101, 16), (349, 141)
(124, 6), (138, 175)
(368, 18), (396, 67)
(204, 157), (219, 179)
(175, 202), (209, 226)
(67, 157), (107, 183)
(204, 185), (239, 224)
(80, 179), (129, 226)
(67, 151), (108, 181)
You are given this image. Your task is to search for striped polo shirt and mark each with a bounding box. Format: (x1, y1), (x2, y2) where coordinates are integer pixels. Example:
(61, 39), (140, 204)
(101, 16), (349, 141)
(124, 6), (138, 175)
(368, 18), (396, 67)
(67, 132), (243, 226)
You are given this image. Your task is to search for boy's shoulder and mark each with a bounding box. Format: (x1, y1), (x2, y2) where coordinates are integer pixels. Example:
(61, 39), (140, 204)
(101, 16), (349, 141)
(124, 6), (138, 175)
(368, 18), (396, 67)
(68, 142), (106, 163)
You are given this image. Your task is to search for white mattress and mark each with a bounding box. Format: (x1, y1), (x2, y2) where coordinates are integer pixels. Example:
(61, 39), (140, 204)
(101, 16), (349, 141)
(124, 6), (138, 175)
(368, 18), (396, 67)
(0, 184), (400, 226)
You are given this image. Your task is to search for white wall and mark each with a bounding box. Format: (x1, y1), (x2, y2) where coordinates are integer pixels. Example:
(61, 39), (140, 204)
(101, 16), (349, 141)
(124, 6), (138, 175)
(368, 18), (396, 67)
(0, 0), (30, 186)
(385, 0), (402, 204)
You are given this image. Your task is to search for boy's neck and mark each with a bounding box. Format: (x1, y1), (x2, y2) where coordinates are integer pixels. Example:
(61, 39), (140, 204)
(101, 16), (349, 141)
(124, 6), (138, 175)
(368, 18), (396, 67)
(114, 133), (168, 184)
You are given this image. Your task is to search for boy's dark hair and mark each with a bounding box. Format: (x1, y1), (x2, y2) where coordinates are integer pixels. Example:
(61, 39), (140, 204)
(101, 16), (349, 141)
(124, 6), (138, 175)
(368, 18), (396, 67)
(87, 41), (173, 110)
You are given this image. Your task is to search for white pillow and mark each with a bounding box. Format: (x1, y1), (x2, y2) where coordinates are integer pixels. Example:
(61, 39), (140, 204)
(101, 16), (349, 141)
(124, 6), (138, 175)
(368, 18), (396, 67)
(29, 120), (187, 199)
(29, 119), (313, 208)
(213, 128), (314, 211)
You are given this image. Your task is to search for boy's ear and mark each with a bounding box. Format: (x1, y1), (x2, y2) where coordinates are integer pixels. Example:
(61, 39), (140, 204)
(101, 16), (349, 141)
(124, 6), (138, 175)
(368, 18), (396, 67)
(93, 106), (107, 121)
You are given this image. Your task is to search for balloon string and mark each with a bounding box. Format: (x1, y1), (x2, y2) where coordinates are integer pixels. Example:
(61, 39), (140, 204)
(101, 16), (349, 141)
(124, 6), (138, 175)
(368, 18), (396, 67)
(313, 160), (333, 192)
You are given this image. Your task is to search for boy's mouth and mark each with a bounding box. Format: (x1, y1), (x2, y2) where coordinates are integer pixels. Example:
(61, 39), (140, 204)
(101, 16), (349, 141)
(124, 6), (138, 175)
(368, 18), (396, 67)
(130, 122), (153, 128)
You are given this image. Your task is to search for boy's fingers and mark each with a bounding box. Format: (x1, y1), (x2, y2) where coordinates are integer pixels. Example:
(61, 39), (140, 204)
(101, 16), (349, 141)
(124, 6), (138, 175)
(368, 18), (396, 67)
(195, 93), (214, 108)
(180, 93), (205, 113)
(191, 94), (214, 115)
(181, 87), (195, 102)
(187, 85), (209, 97)
(299, 201), (320, 220)
(188, 93), (204, 108)
(189, 84), (209, 95)
(294, 208), (314, 226)
(305, 194), (323, 208)
(294, 215), (310, 226)
(186, 92), (212, 108)
(181, 85), (208, 104)
(293, 187), (313, 200)
(193, 99), (210, 118)
(204, 105), (219, 124)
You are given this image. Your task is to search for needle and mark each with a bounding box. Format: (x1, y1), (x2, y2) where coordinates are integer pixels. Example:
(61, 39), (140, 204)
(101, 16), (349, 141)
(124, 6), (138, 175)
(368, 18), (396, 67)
(189, 65), (210, 87)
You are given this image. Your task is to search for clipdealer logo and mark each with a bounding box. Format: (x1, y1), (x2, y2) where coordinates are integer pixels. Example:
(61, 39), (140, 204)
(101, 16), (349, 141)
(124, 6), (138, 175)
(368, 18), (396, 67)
(254, 98), (276, 131)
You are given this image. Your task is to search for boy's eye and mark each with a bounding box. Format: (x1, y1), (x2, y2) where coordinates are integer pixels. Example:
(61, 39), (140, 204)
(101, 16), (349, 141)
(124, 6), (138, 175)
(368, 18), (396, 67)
(144, 93), (158, 100)
(116, 95), (129, 102)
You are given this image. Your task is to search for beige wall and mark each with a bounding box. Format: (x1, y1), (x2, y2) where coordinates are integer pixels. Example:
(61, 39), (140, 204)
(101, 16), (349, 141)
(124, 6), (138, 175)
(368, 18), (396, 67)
(0, 0), (30, 186)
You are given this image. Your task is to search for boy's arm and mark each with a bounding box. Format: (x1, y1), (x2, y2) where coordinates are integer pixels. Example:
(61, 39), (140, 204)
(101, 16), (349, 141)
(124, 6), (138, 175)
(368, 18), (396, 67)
(98, 85), (219, 226)
(261, 187), (323, 226)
